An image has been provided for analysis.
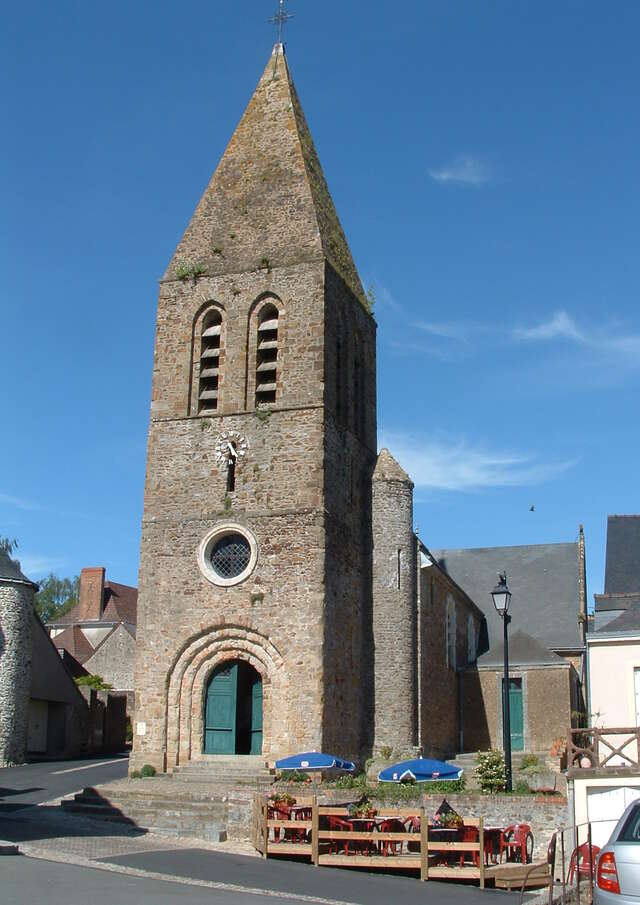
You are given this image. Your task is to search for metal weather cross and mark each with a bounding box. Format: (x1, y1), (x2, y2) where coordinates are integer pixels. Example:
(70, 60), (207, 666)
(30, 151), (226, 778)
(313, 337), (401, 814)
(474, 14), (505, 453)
(269, 0), (294, 44)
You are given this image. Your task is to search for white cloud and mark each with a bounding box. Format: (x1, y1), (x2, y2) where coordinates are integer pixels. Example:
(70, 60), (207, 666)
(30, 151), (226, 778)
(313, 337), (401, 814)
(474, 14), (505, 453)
(429, 154), (493, 187)
(379, 432), (576, 492)
(0, 492), (41, 511)
(413, 320), (475, 342)
(514, 311), (586, 343)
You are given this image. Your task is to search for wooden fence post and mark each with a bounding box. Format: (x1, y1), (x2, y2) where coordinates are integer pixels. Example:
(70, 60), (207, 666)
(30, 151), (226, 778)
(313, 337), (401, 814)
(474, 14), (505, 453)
(420, 806), (429, 881)
(479, 817), (485, 889)
(312, 796), (319, 866)
(262, 796), (269, 858)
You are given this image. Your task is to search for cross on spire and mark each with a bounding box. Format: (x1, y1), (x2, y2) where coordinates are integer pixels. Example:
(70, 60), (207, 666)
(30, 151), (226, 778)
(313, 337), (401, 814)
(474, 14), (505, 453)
(269, 0), (294, 44)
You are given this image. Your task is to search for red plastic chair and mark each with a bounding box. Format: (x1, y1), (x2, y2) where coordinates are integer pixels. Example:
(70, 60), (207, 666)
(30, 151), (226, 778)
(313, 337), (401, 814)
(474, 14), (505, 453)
(268, 804), (292, 843)
(568, 843), (601, 883)
(327, 815), (354, 855)
(500, 823), (534, 863)
(377, 818), (405, 856)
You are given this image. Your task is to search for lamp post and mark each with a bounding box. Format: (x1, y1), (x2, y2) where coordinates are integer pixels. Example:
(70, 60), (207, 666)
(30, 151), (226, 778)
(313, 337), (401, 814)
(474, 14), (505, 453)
(492, 572), (513, 793)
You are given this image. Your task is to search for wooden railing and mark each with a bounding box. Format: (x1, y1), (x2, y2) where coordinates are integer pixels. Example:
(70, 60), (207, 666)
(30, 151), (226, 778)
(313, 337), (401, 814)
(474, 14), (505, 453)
(568, 726), (640, 770)
(254, 796), (491, 887)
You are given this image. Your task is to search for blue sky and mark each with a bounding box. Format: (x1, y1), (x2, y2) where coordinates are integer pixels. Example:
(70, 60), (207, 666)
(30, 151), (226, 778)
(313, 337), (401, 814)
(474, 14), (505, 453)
(2, 1), (639, 605)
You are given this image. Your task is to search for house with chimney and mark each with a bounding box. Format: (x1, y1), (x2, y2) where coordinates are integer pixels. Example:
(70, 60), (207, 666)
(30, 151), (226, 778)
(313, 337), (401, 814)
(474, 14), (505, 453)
(48, 567), (137, 711)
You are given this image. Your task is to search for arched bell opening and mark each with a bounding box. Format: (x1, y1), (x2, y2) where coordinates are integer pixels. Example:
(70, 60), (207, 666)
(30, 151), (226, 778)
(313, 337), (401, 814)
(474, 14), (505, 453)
(203, 659), (263, 755)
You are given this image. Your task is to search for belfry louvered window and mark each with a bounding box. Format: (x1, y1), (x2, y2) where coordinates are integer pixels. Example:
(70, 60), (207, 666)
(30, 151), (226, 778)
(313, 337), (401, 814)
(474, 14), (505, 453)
(198, 310), (222, 413)
(255, 305), (279, 406)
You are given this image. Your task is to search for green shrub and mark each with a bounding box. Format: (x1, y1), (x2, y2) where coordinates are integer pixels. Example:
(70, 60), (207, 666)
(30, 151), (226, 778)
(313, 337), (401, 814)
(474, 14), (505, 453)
(75, 674), (112, 691)
(475, 749), (506, 793)
(278, 770), (311, 783)
(370, 777), (466, 802)
(130, 770), (141, 779)
(333, 772), (367, 790)
(513, 780), (532, 794)
(125, 717), (132, 744)
(140, 764), (156, 778)
(379, 745), (393, 760)
(520, 754), (540, 770)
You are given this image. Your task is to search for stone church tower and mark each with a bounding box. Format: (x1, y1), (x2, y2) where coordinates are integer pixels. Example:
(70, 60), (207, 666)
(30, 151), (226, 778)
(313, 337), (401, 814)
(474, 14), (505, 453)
(132, 44), (377, 772)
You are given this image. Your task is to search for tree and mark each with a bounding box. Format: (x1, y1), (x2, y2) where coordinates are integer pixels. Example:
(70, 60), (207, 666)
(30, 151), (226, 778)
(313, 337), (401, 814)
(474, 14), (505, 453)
(0, 536), (18, 556)
(34, 573), (80, 623)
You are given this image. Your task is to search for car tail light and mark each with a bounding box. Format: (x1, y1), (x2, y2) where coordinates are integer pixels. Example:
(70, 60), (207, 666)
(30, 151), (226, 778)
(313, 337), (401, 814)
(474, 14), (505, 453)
(597, 852), (621, 894)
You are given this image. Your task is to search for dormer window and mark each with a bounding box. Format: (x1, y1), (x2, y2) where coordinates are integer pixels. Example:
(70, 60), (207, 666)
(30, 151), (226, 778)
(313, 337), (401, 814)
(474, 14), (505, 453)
(255, 305), (279, 406)
(198, 310), (222, 414)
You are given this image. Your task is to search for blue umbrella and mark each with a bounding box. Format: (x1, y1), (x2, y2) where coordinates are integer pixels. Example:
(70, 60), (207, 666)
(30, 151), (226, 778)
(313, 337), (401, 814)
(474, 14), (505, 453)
(378, 757), (463, 783)
(275, 751), (355, 772)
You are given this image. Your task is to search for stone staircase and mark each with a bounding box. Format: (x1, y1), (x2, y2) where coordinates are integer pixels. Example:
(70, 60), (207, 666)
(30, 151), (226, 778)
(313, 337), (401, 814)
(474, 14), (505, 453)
(61, 756), (274, 842)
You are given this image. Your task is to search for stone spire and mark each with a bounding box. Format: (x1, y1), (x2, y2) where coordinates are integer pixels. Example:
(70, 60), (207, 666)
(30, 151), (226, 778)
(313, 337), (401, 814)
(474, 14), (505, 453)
(373, 448), (414, 485)
(166, 45), (366, 305)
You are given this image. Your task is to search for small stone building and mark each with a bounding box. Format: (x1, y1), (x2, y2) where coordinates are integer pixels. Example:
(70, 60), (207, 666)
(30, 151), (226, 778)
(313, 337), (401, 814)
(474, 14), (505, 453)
(49, 566), (137, 710)
(433, 536), (587, 755)
(0, 549), (35, 765)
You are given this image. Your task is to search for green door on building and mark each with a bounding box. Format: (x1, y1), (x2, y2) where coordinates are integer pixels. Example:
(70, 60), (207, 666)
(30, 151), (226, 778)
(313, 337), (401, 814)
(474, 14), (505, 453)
(506, 678), (524, 751)
(205, 663), (238, 754)
(204, 661), (263, 755)
(250, 675), (263, 755)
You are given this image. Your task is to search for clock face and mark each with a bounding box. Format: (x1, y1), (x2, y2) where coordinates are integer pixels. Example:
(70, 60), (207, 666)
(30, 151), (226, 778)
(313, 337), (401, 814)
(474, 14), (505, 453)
(214, 431), (249, 466)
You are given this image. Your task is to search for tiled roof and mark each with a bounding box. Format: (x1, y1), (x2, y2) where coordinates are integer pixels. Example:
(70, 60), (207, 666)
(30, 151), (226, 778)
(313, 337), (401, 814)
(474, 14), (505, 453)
(102, 581), (137, 625)
(603, 516), (640, 595)
(595, 603), (640, 634)
(0, 549), (35, 584)
(431, 542), (582, 655)
(52, 625), (95, 665)
(476, 630), (566, 668)
(48, 579), (137, 627)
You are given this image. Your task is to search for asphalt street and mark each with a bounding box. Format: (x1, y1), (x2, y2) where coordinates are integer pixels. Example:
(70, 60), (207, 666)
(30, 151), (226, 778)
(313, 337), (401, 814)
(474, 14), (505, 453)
(101, 847), (520, 905)
(0, 753), (129, 811)
(1, 856), (311, 905)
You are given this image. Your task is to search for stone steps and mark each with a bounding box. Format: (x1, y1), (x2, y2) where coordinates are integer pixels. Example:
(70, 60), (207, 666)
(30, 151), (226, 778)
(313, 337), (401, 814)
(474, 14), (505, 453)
(62, 780), (229, 842)
(60, 759), (273, 843)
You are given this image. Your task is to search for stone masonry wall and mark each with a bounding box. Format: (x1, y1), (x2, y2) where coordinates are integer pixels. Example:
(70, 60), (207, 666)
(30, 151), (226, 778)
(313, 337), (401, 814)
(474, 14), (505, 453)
(0, 580), (33, 765)
(322, 263), (376, 759)
(420, 567), (483, 759)
(84, 624), (136, 694)
(133, 257), (375, 769)
(372, 471), (416, 754)
(463, 665), (573, 754)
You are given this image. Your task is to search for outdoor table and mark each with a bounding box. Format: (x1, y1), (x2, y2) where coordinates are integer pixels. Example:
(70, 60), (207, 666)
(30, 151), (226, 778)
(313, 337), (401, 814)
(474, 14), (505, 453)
(428, 826), (462, 866)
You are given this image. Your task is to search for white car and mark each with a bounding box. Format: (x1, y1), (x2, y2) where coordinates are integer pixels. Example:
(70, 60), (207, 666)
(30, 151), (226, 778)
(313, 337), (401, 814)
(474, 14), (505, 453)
(594, 800), (640, 904)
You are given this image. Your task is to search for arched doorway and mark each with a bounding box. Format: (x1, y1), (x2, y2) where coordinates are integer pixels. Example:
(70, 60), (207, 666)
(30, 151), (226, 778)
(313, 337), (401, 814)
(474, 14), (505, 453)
(204, 660), (262, 755)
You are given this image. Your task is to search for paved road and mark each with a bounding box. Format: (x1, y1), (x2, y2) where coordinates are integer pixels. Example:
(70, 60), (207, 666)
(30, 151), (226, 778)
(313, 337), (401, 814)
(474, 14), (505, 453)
(2, 856), (310, 905)
(101, 847), (519, 905)
(0, 753), (129, 810)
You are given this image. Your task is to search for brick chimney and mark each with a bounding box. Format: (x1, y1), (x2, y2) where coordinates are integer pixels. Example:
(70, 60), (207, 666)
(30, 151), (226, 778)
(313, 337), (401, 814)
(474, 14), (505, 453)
(77, 567), (105, 621)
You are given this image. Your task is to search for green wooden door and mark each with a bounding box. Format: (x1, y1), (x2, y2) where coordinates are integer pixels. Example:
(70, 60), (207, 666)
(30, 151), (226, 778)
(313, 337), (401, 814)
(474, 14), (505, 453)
(250, 674), (263, 755)
(508, 678), (524, 751)
(205, 663), (238, 754)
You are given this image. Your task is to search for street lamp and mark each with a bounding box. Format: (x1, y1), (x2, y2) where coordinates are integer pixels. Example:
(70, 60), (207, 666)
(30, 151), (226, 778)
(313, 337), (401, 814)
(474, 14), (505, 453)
(492, 572), (513, 792)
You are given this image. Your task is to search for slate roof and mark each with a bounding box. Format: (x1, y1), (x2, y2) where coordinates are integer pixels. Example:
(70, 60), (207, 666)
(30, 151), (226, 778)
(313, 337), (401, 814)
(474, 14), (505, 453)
(603, 516), (640, 595)
(0, 549), (35, 585)
(431, 542), (583, 657)
(593, 603), (640, 635)
(53, 625), (95, 665)
(166, 44), (367, 308)
(477, 630), (567, 668)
